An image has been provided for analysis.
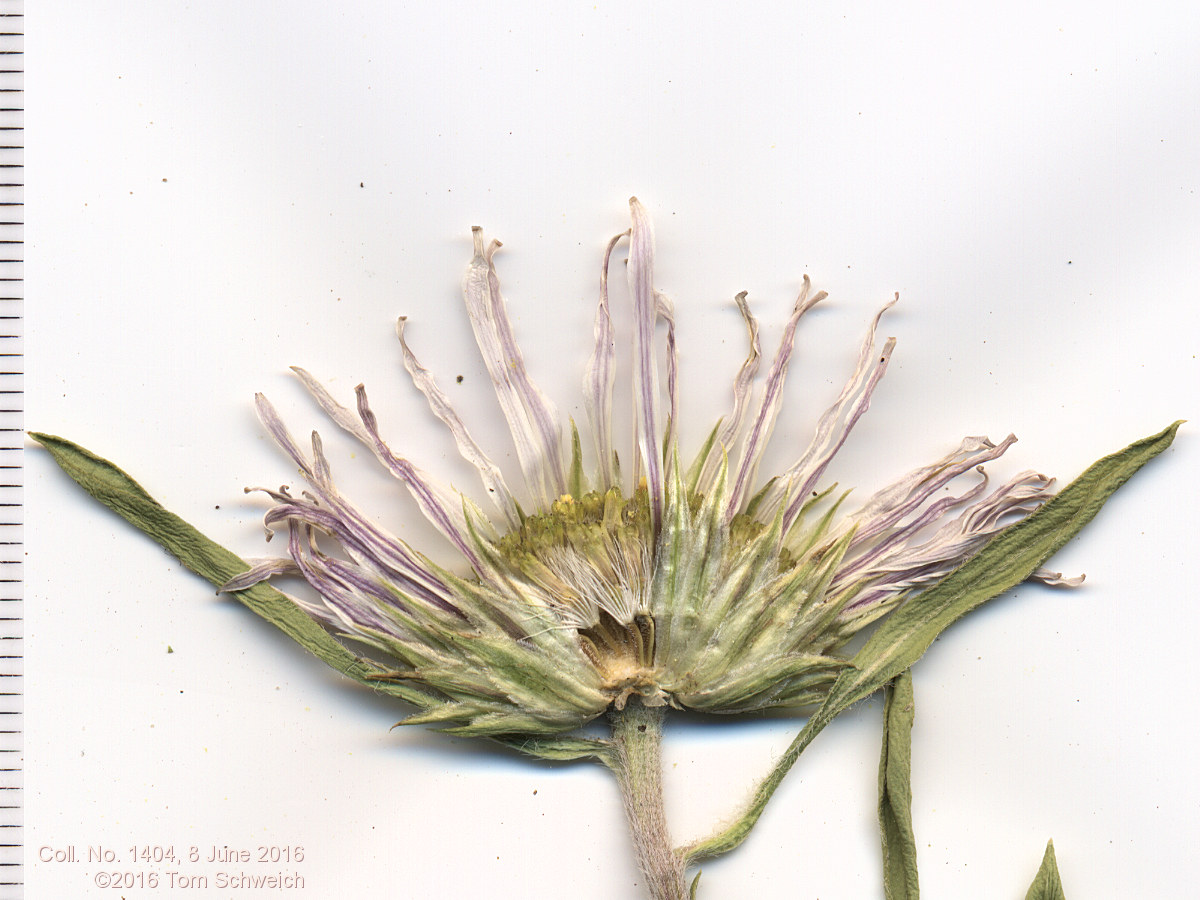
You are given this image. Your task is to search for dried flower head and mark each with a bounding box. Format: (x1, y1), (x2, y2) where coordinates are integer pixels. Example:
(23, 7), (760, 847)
(222, 198), (1074, 738)
(33, 197), (1177, 900)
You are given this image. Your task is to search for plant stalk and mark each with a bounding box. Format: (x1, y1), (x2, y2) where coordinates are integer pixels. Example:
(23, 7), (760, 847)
(607, 701), (688, 900)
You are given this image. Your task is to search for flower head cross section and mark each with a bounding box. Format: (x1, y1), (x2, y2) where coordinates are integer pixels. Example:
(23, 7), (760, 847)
(224, 198), (1072, 737)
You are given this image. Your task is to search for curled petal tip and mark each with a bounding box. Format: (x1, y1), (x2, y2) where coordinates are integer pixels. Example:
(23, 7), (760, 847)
(1033, 569), (1087, 587)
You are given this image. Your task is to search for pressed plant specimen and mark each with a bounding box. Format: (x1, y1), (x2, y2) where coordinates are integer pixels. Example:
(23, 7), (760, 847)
(36, 199), (1177, 898)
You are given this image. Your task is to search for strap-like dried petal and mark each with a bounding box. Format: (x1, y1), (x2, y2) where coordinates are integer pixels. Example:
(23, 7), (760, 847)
(770, 298), (897, 528)
(396, 317), (521, 529)
(628, 197), (664, 533)
(463, 229), (567, 506)
(726, 276), (826, 518)
(583, 230), (627, 492)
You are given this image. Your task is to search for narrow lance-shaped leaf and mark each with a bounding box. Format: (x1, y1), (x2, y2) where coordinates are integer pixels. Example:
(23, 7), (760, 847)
(1024, 840), (1067, 900)
(878, 669), (919, 900)
(31, 432), (429, 705)
(681, 421), (1181, 863)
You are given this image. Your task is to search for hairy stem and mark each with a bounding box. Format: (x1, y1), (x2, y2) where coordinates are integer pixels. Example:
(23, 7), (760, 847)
(607, 701), (688, 900)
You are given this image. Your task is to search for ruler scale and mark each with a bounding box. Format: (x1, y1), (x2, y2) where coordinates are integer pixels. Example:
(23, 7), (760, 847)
(0, 1), (18, 896)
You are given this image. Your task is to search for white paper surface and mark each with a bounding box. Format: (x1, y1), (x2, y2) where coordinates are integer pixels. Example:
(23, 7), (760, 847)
(26, 3), (1199, 897)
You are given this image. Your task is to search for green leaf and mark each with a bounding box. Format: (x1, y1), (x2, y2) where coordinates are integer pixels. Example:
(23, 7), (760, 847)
(879, 670), (919, 900)
(1025, 840), (1067, 900)
(31, 432), (432, 706)
(681, 421), (1180, 863)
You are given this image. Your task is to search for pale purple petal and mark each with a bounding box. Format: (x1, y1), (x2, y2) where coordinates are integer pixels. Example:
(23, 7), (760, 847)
(694, 292), (762, 495)
(844, 434), (1018, 550)
(240, 546), (346, 633)
(220, 557), (302, 593)
(481, 238), (568, 493)
(282, 372), (488, 569)
(772, 298), (898, 529)
(583, 230), (627, 491)
(726, 276), (826, 519)
(463, 228), (567, 506)
(252, 395), (456, 609)
(353, 384), (484, 573)
(255, 392), (320, 479)
(719, 292), (763, 453)
(288, 368), (376, 446)
(284, 519), (405, 635)
(831, 468), (993, 586)
(837, 469), (1060, 615)
(396, 316), (521, 528)
(655, 289), (679, 478)
(260, 498), (455, 612)
(1031, 568), (1085, 587)
(628, 197), (664, 531)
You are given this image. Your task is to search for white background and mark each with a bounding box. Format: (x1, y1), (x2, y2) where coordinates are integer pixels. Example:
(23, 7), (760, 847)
(26, 3), (1199, 898)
